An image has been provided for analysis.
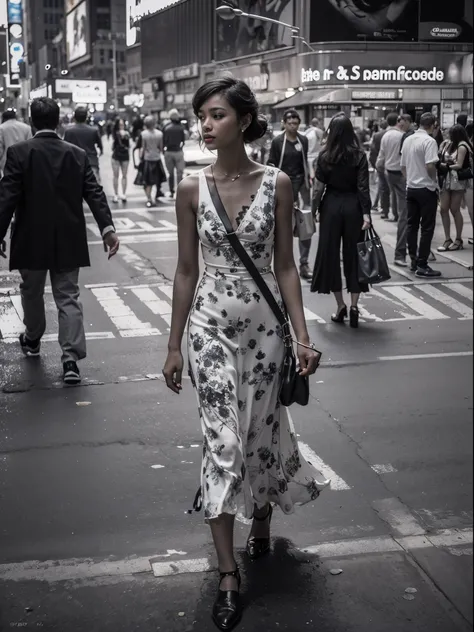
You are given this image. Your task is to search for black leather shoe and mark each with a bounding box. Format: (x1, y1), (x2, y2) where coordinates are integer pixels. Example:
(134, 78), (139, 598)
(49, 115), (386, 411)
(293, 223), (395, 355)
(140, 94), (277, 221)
(246, 504), (273, 561)
(331, 305), (347, 323)
(212, 567), (242, 631)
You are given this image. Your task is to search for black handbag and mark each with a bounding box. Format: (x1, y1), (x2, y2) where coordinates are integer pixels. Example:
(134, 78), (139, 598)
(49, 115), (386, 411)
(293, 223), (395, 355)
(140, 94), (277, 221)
(357, 227), (391, 285)
(457, 144), (473, 181)
(207, 172), (320, 407)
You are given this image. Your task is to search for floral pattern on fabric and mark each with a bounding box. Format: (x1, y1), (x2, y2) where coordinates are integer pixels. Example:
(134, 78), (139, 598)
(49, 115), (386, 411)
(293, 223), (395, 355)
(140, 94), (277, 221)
(187, 167), (330, 520)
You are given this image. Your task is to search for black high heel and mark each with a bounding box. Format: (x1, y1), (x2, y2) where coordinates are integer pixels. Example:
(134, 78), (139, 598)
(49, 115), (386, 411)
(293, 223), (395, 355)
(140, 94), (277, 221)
(350, 307), (359, 329)
(331, 305), (347, 323)
(246, 504), (273, 561)
(212, 566), (242, 631)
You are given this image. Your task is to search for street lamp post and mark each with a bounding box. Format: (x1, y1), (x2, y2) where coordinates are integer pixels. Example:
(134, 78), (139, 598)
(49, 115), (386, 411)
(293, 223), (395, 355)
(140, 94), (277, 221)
(215, 4), (315, 53)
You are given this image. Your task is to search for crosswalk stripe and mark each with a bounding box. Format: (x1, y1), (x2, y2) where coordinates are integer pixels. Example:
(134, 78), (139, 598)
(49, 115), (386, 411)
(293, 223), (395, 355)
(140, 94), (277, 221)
(88, 232), (177, 245)
(417, 284), (473, 319)
(131, 287), (171, 316)
(298, 441), (350, 491)
(303, 307), (326, 324)
(447, 283), (473, 302)
(383, 286), (449, 320)
(0, 296), (23, 338)
(90, 287), (161, 337)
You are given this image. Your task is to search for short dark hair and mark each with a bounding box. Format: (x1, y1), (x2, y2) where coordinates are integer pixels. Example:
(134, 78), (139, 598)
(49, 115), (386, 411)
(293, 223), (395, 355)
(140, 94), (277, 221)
(419, 113), (436, 129)
(283, 109), (300, 123)
(386, 112), (399, 127)
(192, 75), (267, 144)
(456, 113), (468, 128)
(30, 97), (60, 131)
(2, 108), (17, 123)
(398, 114), (412, 124)
(74, 106), (88, 123)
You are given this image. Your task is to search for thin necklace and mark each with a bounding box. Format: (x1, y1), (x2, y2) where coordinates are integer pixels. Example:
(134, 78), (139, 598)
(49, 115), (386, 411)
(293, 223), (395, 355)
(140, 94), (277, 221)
(212, 164), (250, 182)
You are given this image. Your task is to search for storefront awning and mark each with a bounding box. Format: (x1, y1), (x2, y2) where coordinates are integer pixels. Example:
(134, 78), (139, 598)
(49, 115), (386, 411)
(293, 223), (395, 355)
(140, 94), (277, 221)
(273, 89), (350, 109)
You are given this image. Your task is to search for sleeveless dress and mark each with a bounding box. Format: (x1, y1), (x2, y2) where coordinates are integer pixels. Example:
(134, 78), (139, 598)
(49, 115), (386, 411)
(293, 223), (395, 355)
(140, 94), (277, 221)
(187, 166), (330, 521)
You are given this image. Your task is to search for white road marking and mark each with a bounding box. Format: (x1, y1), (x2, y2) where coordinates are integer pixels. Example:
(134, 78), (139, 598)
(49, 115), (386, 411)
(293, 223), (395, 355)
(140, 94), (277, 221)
(378, 351), (473, 362)
(84, 282), (117, 289)
(383, 286), (449, 320)
(90, 287), (161, 337)
(371, 464), (398, 474)
(372, 498), (426, 536)
(151, 464), (165, 469)
(417, 283), (473, 319)
(0, 297), (23, 337)
(447, 282), (473, 302)
(131, 287), (171, 316)
(157, 284), (173, 300)
(1, 528), (471, 582)
(297, 442), (349, 491)
(88, 232), (177, 245)
(303, 307), (326, 324)
(85, 206), (176, 216)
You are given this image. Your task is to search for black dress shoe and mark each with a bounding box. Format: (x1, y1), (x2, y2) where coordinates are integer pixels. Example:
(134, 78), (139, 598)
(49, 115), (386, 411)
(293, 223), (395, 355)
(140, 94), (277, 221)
(246, 504), (273, 561)
(212, 567), (242, 631)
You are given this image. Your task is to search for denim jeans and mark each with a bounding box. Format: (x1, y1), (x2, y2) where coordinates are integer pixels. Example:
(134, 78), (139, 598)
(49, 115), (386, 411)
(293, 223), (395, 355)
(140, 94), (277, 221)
(290, 175), (312, 266)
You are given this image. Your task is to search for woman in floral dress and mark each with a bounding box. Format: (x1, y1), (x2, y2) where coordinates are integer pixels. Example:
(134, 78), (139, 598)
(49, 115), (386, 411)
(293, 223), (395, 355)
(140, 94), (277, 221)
(162, 77), (329, 631)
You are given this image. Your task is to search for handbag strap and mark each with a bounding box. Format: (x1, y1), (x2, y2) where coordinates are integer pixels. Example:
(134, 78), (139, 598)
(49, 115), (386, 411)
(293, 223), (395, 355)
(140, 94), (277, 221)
(278, 134), (287, 170)
(206, 170), (289, 336)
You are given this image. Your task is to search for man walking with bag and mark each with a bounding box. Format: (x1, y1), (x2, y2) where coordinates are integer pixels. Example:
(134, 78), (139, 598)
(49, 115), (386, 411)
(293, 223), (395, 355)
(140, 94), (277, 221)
(0, 97), (119, 384)
(162, 109), (186, 199)
(268, 109), (313, 279)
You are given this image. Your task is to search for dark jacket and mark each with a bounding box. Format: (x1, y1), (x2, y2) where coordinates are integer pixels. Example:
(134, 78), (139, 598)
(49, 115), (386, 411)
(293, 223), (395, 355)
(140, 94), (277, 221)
(268, 131), (309, 170)
(0, 132), (114, 271)
(64, 123), (103, 167)
(162, 121), (185, 152)
(369, 129), (386, 169)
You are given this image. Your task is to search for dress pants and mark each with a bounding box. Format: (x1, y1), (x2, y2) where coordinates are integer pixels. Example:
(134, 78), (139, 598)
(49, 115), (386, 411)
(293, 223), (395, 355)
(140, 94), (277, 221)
(387, 170), (408, 260)
(290, 175), (312, 266)
(406, 188), (438, 268)
(375, 168), (390, 216)
(19, 268), (86, 363)
(164, 150), (185, 194)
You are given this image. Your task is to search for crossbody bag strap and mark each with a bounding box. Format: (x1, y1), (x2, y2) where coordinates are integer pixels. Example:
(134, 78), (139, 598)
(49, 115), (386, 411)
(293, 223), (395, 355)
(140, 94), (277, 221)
(278, 134), (287, 170)
(206, 172), (289, 333)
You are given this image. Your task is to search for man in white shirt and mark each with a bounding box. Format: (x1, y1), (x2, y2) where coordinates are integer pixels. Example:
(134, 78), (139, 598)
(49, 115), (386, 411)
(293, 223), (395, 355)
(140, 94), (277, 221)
(377, 113), (412, 266)
(305, 118), (324, 178)
(401, 113), (441, 278)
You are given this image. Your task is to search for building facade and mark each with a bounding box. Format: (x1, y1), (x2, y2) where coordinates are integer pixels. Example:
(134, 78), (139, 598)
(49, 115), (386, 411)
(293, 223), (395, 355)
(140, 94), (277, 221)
(137, 0), (472, 128)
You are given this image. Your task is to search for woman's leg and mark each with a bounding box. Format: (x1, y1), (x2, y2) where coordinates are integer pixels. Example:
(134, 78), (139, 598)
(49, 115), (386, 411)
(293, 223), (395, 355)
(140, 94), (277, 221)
(439, 191), (452, 240)
(111, 160), (119, 196)
(120, 161), (129, 197)
(449, 191), (464, 240)
(209, 514), (238, 590)
(333, 290), (345, 309)
(350, 292), (360, 308)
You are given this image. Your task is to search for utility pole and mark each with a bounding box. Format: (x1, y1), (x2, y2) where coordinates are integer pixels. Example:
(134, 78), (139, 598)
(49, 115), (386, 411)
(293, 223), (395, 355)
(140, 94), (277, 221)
(112, 37), (118, 110)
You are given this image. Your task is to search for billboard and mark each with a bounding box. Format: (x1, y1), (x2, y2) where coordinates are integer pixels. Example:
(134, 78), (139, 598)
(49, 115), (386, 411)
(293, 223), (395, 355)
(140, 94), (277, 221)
(66, 0), (89, 64)
(310, 0), (419, 42)
(65, 0), (83, 11)
(419, 0), (473, 42)
(7, 0), (25, 87)
(215, 0), (295, 61)
(55, 78), (107, 103)
(127, 0), (179, 47)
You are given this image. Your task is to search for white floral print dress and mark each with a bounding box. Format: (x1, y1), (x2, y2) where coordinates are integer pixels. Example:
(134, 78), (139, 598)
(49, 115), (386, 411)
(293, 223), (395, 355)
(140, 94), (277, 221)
(187, 166), (330, 521)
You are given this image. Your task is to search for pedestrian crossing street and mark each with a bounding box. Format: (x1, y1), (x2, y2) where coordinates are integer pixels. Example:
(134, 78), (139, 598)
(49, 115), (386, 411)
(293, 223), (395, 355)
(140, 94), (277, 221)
(0, 277), (472, 343)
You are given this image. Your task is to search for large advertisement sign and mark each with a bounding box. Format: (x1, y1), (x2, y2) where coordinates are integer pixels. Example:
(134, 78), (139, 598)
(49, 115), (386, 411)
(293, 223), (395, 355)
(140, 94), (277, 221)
(419, 0), (473, 42)
(310, 0), (419, 42)
(55, 78), (107, 103)
(215, 0), (295, 61)
(127, 0), (179, 47)
(66, 0), (89, 65)
(7, 0), (24, 87)
(310, 0), (473, 43)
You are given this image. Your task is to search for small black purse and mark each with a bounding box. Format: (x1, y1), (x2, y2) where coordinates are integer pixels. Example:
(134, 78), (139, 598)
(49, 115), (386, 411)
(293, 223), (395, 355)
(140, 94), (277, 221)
(207, 173), (320, 407)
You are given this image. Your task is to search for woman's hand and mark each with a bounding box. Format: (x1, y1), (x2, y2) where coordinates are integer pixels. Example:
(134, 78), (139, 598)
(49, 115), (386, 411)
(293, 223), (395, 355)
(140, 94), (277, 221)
(162, 349), (184, 394)
(362, 214), (372, 231)
(298, 344), (322, 377)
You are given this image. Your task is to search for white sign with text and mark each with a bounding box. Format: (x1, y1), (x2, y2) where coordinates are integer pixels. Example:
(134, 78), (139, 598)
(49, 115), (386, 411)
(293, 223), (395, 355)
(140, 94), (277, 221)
(301, 65), (445, 84)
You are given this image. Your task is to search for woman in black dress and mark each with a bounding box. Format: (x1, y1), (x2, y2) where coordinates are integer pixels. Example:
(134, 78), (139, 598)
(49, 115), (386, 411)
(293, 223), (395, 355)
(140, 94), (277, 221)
(311, 114), (371, 328)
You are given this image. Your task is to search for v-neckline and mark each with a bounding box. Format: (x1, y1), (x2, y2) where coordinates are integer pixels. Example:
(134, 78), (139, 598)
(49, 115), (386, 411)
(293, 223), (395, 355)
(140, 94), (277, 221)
(206, 167), (268, 234)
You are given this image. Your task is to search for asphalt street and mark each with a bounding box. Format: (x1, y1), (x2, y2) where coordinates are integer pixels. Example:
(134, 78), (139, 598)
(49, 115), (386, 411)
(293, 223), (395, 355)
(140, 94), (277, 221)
(0, 140), (472, 632)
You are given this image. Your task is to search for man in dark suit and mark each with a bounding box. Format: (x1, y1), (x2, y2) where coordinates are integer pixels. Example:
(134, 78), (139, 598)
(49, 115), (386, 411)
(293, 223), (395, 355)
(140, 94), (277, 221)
(267, 109), (312, 279)
(0, 97), (119, 384)
(64, 106), (103, 183)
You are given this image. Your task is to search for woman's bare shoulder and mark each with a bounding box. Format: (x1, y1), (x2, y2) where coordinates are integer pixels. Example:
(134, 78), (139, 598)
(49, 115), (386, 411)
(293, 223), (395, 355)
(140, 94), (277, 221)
(176, 171), (201, 207)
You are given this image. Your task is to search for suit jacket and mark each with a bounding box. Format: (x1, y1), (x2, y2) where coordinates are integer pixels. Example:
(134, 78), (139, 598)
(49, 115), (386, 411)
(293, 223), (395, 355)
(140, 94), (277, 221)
(0, 119), (33, 171)
(369, 129), (386, 169)
(63, 123), (103, 168)
(0, 132), (114, 271)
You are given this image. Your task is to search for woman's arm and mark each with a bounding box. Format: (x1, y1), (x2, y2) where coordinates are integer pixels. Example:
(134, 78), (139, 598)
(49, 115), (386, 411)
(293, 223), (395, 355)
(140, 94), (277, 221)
(449, 144), (468, 171)
(273, 172), (310, 345)
(357, 152), (372, 220)
(163, 175), (200, 393)
(167, 176), (199, 351)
